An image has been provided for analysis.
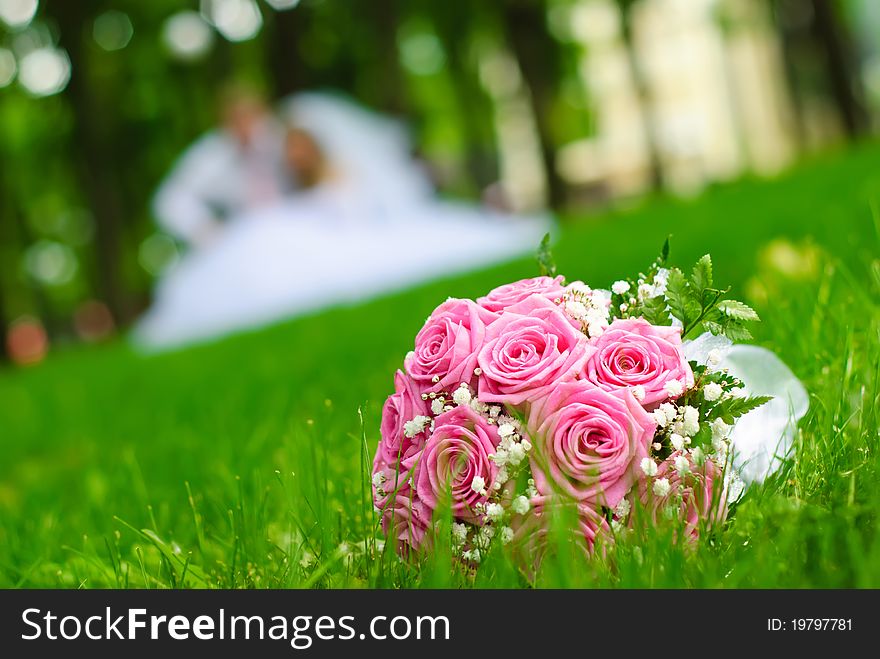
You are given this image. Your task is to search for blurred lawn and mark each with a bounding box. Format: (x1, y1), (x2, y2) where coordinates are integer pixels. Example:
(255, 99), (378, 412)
(1, 143), (878, 588)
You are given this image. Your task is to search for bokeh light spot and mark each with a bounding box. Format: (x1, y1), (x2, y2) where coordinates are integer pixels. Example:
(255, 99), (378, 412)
(0, 0), (38, 30)
(93, 10), (134, 52)
(162, 11), (214, 61)
(0, 47), (16, 87)
(17, 46), (71, 97)
(24, 240), (78, 286)
(204, 0), (263, 43)
(399, 31), (445, 77)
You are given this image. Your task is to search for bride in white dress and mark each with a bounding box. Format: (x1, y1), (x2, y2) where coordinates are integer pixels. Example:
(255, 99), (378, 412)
(134, 92), (553, 350)
(135, 93), (807, 489)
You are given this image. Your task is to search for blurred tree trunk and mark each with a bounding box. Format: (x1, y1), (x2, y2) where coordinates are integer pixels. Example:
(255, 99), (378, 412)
(0, 280), (7, 362)
(809, 0), (867, 138)
(618, 1), (665, 190)
(501, 0), (566, 207)
(48, 0), (128, 324)
(372, 0), (407, 114)
(432, 2), (498, 193)
(267, 5), (310, 98)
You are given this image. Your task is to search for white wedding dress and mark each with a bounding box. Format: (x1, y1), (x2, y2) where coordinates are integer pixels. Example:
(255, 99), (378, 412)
(683, 333), (809, 487)
(134, 93), (553, 350)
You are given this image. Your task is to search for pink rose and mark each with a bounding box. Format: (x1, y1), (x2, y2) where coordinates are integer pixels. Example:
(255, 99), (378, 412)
(510, 496), (611, 568)
(379, 490), (433, 555)
(378, 370), (431, 464)
(477, 296), (593, 406)
(412, 406), (500, 523)
(584, 318), (694, 407)
(372, 450), (415, 511)
(478, 276), (567, 313)
(405, 299), (496, 392)
(528, 380), (656, 508)
(633, 455), (727, 541)
(372, 452), (431, 555)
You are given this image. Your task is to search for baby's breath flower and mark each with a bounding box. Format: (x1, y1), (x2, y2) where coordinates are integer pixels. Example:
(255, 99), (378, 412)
(497, 423), (516, 438)
(673, 455), (690, 476)
(652, 408), (669, 428)
(470, 476), (486, 495)
(640, 457), (658, 477)
(631, 385), (646, 402)
(511, 495), (530, 515)
(476, 526), (495, 548)
(612, 280), (631, 295)
(565, 300), (588, 320)
(500, 526), (514, 544)
(485, 502), (504, 522)
(670, 433), (685, 451)
(462, 548), (481, 563)
(681, 406), (700, 436)
(490, 448), (508, 467)
(707, 349), (723, 367)
(703, 382), (723, 402)
(653, 478), (671, 497)
(431, 397), (445, 415)
(659, 402), (677, 422)
(452, 385), (472, 406)
(403, 415), (430, 438)
(521, 438), (533, 452)
(507, 443), (526, 465)
(588, 322), (605, 338)
(614, 498), (631, 519)
(691, 446), (705, 466)
(710, 418), (731, 441)
(451, 522), (468, 543)
(664, 379), (684, 397)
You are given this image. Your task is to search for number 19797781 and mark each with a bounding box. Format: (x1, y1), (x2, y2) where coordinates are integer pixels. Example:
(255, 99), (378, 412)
(768, 619), (852, 631)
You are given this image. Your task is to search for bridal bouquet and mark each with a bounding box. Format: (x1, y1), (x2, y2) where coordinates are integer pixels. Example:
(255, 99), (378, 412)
(372, 240), (807, 563)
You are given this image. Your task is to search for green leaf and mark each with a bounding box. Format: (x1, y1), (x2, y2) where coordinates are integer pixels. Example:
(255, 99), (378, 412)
(690, 422), (712, 449)
(721, 322), (753, 341)
(640, 294), (672, 326)
(717, 299), (760, 322)
(702, 319), (724, 336)
(713, 395), (773, 424)
(536, 233), (557, 277)
(665, 268), (699, 326)
(660, 236), (671, 265)
(691, 254), (713, 292)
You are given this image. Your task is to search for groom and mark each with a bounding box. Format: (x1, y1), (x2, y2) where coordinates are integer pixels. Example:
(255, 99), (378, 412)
(152, 84), (294, 248)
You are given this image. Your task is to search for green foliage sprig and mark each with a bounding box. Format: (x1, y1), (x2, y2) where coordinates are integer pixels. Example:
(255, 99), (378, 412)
(609, 238), (760, 340)
(536, 233), (558, 278)
(665, 253), (760, 340)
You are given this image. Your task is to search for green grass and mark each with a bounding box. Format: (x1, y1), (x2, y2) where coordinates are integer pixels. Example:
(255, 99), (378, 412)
(1, 143), (879, 588)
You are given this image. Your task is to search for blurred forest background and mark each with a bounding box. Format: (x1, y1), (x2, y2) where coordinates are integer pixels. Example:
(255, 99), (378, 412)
(1, 0), (878, 363)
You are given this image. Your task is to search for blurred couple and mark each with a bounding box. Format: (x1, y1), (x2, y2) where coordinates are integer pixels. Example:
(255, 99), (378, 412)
(135, 86), (552, 349)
